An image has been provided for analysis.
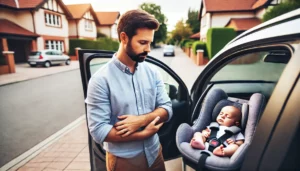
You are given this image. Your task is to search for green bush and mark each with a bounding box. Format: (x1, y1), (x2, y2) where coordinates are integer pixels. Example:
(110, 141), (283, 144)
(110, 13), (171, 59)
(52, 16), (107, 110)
(192, 41), (207, 57)
(180, 39), (193, 48)
(263, 1), (300, 22)
(207, 28), (236, 59)
(69, 38), (119, 55)
(184, 41), (194, 48)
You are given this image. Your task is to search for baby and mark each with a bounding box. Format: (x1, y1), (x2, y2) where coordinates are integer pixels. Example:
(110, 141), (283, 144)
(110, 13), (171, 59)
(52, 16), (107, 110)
(190, 106), (244, 157)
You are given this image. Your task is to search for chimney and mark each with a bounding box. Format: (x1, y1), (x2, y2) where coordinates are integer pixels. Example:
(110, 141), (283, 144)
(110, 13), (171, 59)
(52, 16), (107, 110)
(14, 0), (19, 8)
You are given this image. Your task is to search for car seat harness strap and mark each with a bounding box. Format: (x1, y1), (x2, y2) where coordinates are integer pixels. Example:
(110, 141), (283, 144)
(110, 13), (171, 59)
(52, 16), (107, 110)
(207, 122), (241, 152)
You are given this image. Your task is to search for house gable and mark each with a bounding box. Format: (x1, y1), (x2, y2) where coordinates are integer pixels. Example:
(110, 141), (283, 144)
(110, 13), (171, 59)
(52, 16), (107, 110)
(95, 12), (120, 26)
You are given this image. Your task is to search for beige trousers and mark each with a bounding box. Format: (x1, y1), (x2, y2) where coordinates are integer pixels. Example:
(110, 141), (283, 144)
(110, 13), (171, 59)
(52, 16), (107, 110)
(106, 146), (166, 171)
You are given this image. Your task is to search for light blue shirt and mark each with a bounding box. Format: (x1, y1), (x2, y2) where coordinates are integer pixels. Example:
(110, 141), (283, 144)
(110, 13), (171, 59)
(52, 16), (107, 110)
(85, 55), (173, 167)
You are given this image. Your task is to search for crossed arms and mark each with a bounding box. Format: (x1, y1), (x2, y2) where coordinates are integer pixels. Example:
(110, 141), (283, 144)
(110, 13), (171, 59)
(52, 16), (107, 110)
(105, 107), (169, 142)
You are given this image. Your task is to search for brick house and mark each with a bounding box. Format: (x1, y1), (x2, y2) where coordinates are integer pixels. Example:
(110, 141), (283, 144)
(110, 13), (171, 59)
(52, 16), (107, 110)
(198, 0), (282, 41)
(66, 4), (100, 40)
(0, 0), (72, 62)
(95, 12), (120, 40)
(0, 0), (72, 74)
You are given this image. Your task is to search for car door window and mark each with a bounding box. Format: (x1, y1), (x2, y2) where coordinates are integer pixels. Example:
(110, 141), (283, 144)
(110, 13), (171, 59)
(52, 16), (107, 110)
(208, 45), (292, 101)
(45, 51), (53, 55)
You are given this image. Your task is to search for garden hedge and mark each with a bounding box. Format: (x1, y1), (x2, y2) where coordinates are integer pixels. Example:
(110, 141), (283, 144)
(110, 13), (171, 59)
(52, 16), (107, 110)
(206, 28), (236, 59)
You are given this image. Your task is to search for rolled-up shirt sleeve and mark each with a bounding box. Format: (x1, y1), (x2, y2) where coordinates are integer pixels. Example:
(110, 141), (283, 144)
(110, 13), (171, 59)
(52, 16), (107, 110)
(85, 76), (113, 144)
(154, 70), (173, 122)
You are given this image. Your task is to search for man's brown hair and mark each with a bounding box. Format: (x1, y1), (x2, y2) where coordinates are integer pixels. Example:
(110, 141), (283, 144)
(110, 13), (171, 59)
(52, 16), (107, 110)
(117, 9), (160, 41)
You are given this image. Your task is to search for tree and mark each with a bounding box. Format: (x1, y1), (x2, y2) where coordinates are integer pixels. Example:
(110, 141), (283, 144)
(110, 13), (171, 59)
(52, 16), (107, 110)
(139, 3), (168, 46)
(186, 9), (200, 34)
(263, 0), (300, 22)
(171, 20), (193, 44)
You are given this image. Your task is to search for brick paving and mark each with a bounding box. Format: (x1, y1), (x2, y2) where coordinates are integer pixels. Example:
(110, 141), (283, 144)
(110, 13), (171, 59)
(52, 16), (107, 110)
(16, 122), (89, 171)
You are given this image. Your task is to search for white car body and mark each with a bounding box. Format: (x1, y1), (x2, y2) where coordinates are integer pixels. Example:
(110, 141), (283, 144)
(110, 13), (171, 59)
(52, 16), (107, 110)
(163, 45), (175, 56)
(28, 50), (70, 67)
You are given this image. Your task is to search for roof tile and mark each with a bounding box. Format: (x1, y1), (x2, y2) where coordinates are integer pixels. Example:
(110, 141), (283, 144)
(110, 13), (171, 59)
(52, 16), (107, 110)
(226, 18), (262, 31)
(66, 4), (91, 19)
(204, 0), (256, 12)
(95, 12), (120, 25)
(0, 0), (44, 9)
(0, 19), (39, 37)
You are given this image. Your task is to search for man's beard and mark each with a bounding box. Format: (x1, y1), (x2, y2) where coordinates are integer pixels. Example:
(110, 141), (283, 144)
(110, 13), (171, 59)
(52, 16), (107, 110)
(126, 41), (148, 63)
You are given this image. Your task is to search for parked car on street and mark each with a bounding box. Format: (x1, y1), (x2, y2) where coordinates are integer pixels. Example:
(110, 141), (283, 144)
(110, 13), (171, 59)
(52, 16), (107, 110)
(163, 45), (175, 56)
(27, 50), (71, 68)
(79, 9), (300, 171)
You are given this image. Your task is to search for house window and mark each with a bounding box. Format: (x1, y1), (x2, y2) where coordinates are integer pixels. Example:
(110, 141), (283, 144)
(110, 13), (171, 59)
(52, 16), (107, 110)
(45, 40), (64, 52)
(85, 19), (93, 31)
(45, 12), (61, 27)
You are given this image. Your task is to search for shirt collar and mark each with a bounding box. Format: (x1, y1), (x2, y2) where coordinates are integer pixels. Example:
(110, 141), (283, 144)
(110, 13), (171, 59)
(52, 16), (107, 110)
(112, 54), (138, 74)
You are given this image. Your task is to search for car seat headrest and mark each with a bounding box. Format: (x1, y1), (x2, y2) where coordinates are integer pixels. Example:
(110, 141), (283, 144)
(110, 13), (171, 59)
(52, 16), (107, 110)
(211, 100), (249, 130)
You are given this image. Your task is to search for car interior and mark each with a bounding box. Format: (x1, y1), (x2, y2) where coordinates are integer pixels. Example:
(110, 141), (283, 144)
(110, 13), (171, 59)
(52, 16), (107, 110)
(173, 44), (294, 171)
(176, 88), (265, 171)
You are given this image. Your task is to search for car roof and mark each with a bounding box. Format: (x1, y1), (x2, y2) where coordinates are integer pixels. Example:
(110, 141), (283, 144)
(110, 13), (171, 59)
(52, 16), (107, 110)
(218, 8), (300, 56)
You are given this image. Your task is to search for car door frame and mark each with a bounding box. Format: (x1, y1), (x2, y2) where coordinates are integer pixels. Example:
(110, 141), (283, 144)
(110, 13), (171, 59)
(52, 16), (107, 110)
(78, 50), (192, 170)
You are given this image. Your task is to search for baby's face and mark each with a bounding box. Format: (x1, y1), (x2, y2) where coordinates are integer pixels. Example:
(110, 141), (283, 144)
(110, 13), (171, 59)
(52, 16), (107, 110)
(216, 106), (241, 127)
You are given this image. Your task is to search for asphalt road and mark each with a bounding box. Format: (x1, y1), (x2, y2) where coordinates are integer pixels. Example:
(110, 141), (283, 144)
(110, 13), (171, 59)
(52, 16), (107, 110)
(0, 69), (85, 167)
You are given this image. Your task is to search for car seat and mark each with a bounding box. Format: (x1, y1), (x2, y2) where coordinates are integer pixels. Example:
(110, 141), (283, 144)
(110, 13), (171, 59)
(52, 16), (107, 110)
(176, 88), (265, 171)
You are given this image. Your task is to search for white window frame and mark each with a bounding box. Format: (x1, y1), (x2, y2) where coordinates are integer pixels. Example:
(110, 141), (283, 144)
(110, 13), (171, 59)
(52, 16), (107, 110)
(46, 40), (64, 52)
(45, 12), (61, 27)
(85, 19), (93, 31)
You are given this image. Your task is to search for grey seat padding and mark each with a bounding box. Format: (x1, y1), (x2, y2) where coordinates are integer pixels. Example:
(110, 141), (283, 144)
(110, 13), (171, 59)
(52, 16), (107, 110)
(176, 89), (265, 171)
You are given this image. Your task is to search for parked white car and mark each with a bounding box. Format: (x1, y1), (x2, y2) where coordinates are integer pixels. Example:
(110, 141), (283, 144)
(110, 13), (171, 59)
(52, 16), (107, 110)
(163, 45), (175, 57)
(28, 50), (71, 67)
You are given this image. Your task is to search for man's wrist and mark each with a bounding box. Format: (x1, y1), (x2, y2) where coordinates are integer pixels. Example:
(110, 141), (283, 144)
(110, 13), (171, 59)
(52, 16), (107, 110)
(140, 115), (149, 127)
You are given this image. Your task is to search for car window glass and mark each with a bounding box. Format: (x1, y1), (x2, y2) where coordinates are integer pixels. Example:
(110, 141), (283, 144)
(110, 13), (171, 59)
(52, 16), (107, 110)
(211, 51), (286, 81)
(90, 58), (112, 76)
(146, 62), (179, 100)
(209, 46), (291, 101)
(45, 51), (53, 55)
(30, 52), (41, 55)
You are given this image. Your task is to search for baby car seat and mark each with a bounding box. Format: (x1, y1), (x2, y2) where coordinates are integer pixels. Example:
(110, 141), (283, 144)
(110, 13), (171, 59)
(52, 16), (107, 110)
(176, 88), (265, 171)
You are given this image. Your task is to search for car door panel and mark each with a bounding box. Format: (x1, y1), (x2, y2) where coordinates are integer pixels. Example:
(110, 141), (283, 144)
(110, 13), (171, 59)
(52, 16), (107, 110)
(79, 50), (190, 170)
(241, 46), (300, 171)
(260, 78), (300, 171)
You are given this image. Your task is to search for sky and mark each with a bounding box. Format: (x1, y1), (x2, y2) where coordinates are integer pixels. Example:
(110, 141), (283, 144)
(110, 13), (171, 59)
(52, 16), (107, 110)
(62, 0), (201, 31)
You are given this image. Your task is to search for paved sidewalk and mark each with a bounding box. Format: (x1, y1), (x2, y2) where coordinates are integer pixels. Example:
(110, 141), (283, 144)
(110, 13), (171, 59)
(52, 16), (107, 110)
(5, 47), (203, 171)
(0, 61), (79, 86)
(16, 121), (90, 171)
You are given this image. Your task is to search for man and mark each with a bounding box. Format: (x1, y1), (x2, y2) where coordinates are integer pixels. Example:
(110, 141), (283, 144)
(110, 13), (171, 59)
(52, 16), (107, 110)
(85, 9), (173, 171)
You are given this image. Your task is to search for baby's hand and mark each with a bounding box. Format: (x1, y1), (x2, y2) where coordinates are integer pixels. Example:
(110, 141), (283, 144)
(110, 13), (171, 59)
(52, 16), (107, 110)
(203, 131), (210, 138)
(226, 139), (235, 144)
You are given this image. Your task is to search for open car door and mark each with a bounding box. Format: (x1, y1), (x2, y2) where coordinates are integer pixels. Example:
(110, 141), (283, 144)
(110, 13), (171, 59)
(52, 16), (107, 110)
(79, 50), (191, 170)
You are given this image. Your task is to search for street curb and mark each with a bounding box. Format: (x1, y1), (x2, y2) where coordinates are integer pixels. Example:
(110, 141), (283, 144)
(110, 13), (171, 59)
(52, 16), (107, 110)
(0, 115), (86, 171)
(0, 67), (79, 87)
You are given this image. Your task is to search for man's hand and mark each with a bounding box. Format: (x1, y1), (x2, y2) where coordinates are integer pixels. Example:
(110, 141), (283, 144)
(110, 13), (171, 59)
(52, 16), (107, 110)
(114, 115), (146, 137)
(143, 116), (163, 137)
